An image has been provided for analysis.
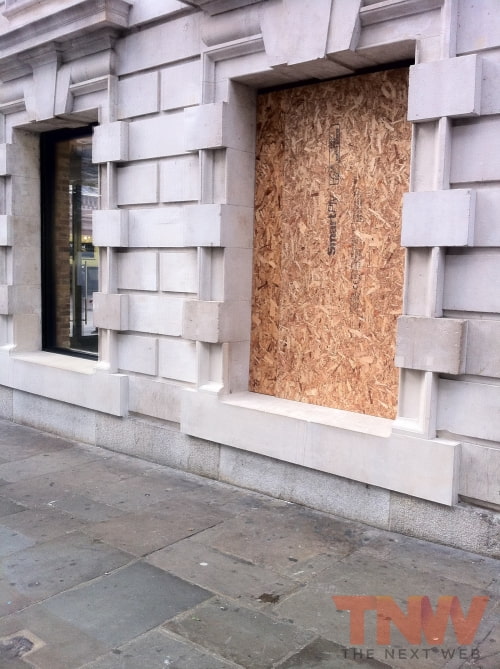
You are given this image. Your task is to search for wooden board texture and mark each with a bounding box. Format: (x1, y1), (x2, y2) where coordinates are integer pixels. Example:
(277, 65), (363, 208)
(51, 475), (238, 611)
(249, 68), (411, 419)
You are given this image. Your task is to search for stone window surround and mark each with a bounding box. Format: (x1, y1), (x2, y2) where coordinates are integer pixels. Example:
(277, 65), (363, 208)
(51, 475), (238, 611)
(0, 122), (128, 418)
(178, 1), (462, 508)
(0, 6), (129, 417)
(0, 0), (466, 506)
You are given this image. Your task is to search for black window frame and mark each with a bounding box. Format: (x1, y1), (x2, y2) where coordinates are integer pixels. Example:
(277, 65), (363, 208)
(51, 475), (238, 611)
(40, 125), (99, 360)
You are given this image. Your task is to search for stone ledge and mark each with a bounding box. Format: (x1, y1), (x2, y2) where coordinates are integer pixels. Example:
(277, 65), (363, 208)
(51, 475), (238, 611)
(0, 351), (128, 416)
(181, 389), (460, 506)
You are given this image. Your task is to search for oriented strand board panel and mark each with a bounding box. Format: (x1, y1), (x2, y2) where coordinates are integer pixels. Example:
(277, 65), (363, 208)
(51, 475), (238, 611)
(250, 68), (411, 419)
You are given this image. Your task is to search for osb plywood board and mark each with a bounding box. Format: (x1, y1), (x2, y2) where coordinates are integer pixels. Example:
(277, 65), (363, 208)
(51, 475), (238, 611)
(249, 68), (411, 419)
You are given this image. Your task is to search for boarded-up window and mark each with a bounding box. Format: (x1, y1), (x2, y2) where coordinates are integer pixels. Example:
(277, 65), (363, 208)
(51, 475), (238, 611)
(249, 68), (411, 419)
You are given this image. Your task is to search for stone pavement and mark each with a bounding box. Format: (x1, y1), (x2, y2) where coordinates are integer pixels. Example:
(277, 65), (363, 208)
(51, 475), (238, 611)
(0, 419), (497, 669)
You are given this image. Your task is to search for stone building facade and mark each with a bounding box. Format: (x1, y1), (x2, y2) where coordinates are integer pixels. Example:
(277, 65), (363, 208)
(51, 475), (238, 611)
(0, 0), (498, 554)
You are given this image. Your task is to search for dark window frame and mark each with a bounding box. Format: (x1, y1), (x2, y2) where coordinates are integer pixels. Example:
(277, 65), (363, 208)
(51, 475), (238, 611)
(40, 125), (98, 360)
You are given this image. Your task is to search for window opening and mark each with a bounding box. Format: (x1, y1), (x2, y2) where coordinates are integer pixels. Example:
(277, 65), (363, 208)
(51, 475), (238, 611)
(41, 127), (99, 357)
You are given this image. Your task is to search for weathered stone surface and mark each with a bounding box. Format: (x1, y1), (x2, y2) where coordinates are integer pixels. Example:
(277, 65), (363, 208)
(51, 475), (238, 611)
(165, 597), (315, 669)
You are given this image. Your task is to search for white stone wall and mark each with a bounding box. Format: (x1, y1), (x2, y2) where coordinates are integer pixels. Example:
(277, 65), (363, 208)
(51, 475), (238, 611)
(0, 0), (498, 525)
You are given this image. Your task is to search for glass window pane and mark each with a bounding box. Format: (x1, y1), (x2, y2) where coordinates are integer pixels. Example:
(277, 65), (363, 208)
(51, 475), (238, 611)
(43, 129), (99, 356)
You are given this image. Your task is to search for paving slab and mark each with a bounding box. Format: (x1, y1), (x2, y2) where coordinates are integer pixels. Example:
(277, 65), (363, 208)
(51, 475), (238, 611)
(0, 498), (26, 518)
(0, 607), (109, 669)
(276, 636), (392, 668)
(274, 551), (499, 669)
(41, 562), (212, 648)
(353, 528), (500, 592)
(0, 532), (131, 602)
(42, 494), (126, 523)
(168, 477), (286, 516)
(0, 448), (104, 483)
(193, 503), (367, 576)
(147, 538), (300, 609)
(0, 472), (93, 510)
(0, 418), (497, 669)
(87, 473), (204, 511)
(0, 428), (71, 461)
(81, 505), (227, 557)
(0, 508), (84, 544)
(0, 525), (36, 557)
(79, 628), (240, 668)
(0, 581), (33, 618)
(165, 597), (315, 669)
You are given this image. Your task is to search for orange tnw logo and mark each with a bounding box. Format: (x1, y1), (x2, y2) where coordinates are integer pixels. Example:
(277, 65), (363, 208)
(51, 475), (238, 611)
(333, 596), (489, 645)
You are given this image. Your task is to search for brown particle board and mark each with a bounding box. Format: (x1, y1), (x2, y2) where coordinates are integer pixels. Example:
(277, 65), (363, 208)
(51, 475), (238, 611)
(249, 68), (411, 419)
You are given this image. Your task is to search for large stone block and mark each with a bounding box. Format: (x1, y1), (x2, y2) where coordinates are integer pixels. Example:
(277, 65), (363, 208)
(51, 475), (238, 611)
(0, 285), (38, 314)
(117, 163), (158, 205)
(159, 249), (198, 293)
(128, 376), (182, 423)
(408, 55), (481, 122)
(128, 113), (185, 160)
(117, 251), (158, 291)
(459, 441), (500, 507)
(215, 148), (255, 207)
(117, 204), (253, 249)
(443, 251), (500, 312)
(0, 216), (12, 246)
(92, 122), (129, 164)
(219, 446), (391, 528)
(389, 491), (499, 556)
(182, 204), (253, 248)
(12, 313), (40, 352)
(219, 247), (253, 301)
(160, 155), (199, 202)
(184, 103), (225, 151)
(118, 72), (159, 119)
(451, 116), (500, 183)
(182, 300), (250, 342)
(457, 0), (500, 55)
(11, 245), (40, 285)
(395, 316), (467, 374)
(93, 293), (129, 331)
(127, 295), (184, 336)
(401, 189), (475, 247)
(158, 337), (197, 383)
(92, 210), (129, 247)
(116, 14), (201, 76)
(184, 102), (255, 152)
(0, 143), (14, 175)
(0, 285), (13, 314)
(479, 53), (500, 116)
(465, 320), (500, 377)
(437, 378), (500, 442)
(128, 207), (185, 247)
(117, 334), (158, 375)
(13, 392), (96, 444)
(182, 300), (220, 343)
(474, 188), (500, 246)
(129, 0), (188, 26)
(326, 0), (362, 54)
(10, 175), (40, 219)
(161, 59), (201, 111)
(261, 0), (333, 67)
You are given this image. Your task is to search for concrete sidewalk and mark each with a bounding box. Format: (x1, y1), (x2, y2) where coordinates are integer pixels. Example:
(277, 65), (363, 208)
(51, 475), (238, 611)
(0, 418), (497, 669)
